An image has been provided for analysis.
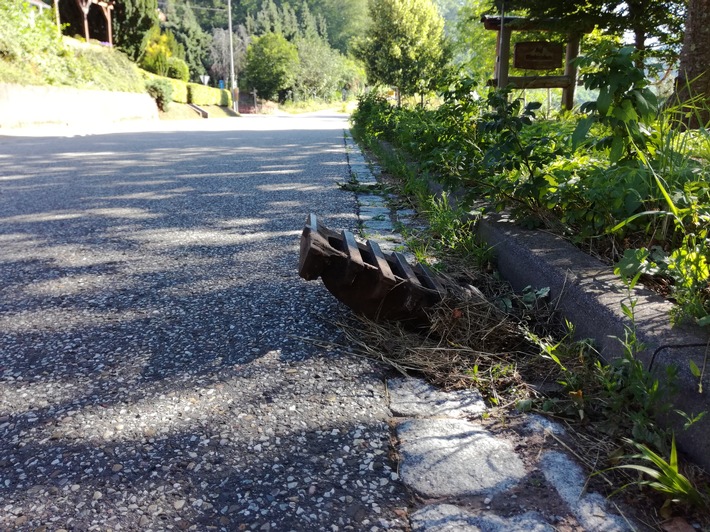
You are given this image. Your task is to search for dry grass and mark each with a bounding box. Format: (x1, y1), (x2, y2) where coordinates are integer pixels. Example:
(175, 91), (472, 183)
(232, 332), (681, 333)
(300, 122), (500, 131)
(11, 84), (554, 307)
(337, 266), (559, 404)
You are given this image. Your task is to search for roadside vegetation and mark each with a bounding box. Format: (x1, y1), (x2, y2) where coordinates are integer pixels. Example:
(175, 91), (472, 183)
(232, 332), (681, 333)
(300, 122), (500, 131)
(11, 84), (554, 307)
(1, 0), (367, 113)
(0, 0), (144, 92)
(346, 0), (710, 525)
(350, 87), (710, 524)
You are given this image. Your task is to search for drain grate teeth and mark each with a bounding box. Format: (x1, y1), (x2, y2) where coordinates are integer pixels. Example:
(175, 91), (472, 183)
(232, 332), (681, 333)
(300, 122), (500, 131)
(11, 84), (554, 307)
(298, 214), (445, 325)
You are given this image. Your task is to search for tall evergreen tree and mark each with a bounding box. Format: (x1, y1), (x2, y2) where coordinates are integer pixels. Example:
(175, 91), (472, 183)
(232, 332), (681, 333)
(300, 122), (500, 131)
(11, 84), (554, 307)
(97, 0), (158, 59)
(163, 0), (212, 81)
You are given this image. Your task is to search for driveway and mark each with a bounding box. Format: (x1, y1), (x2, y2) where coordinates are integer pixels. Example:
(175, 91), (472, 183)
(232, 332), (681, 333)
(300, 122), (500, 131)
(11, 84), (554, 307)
(0, 115), (409, 530)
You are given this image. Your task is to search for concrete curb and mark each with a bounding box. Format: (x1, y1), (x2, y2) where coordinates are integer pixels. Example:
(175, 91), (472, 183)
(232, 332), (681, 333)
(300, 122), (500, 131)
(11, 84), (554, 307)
(477, 214), (710, 471)
(343, 130), (647, 530)
(345, 130), (710, 472)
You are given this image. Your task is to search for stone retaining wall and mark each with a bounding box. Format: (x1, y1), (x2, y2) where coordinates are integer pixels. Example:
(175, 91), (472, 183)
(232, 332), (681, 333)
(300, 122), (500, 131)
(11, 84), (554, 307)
(0, 83), (158, 129)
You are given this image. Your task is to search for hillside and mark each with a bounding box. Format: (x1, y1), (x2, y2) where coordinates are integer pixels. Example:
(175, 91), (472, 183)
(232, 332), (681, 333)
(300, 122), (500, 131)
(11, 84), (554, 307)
(0, 0), (145, 93)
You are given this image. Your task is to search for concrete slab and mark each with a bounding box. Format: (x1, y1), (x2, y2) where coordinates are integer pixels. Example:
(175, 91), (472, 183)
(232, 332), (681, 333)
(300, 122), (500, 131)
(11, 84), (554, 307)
(397, 418), (526, 498)
(411, 504), (555, 532)
(358, 194), (388, 208)
(359, 206), (390, 218)
(363, 221), (396, 233)
(388, 377), (486, 418)
(540, 451), (631, 531)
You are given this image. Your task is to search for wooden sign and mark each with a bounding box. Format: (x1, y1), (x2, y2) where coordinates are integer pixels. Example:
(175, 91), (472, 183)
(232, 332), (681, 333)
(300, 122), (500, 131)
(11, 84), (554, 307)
(514, 41), (563, 70)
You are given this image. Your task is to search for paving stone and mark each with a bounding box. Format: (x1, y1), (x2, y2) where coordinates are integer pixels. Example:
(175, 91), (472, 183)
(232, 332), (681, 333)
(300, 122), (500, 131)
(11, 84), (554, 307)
(359, 207), (391, 222)
(363, 220), (395, 233)
(540, 451), (632, 531)
(358, 194), (388, 208)
(374, 241), (408, 257)
(411, 504), (555, 532)
(388, 377), (486, 418)
(397, 418), (526, 498)
(396, 209), (417, 220)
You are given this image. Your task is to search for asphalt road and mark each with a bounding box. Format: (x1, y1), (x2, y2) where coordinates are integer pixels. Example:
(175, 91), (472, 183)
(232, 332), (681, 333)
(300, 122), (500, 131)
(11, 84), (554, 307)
(0, 115), (409, 531)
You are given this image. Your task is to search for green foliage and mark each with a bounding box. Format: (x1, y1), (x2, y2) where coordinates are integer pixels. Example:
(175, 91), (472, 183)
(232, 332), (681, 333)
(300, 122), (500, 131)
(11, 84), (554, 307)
(141, 32), (174, 76)
(451, 0), (497, 83)
(187, 83), (232, 106)
(162, 0), (211, 82)
(609, 436), (707, 509)
(113, 0), (160, 60)
(243, 32), (299, 101)
(166, 57), (190, 81)
(0, 0), (144, 92)
(292, 35), (350, 101)
(352, 41), (710, 324)
(508, 0), (685, 64)
(355, 0), (450, 101)
(70, 46), (146, 93)
(167, 77), (188, 103)
(0, 0), (56, 62)
(574, 45), (658, 162)
(146, 78), (173, 111)
(309, 0), (369, 54)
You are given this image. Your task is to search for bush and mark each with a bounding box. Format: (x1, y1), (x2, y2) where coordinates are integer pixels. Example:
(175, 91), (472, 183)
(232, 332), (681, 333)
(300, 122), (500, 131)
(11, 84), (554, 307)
(168, 78), (188, 103)
(187, 83), (232, 107)
(166, 57), (189, 82)
(72, 45), (145, 92)
(146, 78), (173, 111)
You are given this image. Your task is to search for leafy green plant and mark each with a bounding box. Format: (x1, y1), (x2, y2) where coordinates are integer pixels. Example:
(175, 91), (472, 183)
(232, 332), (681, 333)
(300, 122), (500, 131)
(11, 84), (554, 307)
(146, 78), (173, 111)
(574, 44), (659, 163)
(421, 192), (491, 266)
(608, 436), (707, 509)
(350, 42), (710, 326)
(166, 57), (189, 81)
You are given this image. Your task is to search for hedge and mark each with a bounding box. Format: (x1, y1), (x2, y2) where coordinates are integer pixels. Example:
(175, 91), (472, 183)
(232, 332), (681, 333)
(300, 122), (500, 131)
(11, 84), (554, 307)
(168, 78), (188, 103)
(187, 83), (232, 107)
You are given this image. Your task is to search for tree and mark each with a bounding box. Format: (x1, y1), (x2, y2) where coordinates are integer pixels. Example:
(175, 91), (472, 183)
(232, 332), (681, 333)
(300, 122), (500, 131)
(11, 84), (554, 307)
(162, 0), (212, 81)
(452, 0), (496, 83)
(243, 32), (299, 100)
(355, 0), (449, 104)
(209, 25), (250, 84)
(293, 34), (346, 100)
(112, 0), (159, 60)
(508, 0), (685, 64)
(307, 0), (369, 53)
(673, 0), (710, 127)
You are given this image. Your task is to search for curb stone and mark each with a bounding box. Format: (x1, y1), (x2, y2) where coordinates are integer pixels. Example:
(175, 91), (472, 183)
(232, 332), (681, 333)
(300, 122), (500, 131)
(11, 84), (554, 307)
(344, 130), (639, 531)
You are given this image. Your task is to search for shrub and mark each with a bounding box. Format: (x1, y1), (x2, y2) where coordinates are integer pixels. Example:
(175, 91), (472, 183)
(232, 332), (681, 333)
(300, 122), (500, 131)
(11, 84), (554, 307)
(146, 78), (172, 111)
(187, 83), (232, 107)
(168, 78), (188, 103)
(166, 57), (189, 82)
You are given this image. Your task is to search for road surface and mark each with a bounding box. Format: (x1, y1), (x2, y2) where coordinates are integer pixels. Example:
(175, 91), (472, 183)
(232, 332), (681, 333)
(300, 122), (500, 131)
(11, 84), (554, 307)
(0, 115), (409, 530)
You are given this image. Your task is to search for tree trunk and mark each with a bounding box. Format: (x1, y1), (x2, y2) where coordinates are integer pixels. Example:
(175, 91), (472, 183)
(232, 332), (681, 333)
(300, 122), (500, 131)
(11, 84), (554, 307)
(673, 0), (710, 128)
(76, 0), (92, 41)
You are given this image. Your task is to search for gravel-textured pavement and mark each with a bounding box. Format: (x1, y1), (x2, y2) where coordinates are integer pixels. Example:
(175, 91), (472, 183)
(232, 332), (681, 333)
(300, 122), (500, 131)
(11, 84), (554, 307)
(0, 115), (409, 530)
